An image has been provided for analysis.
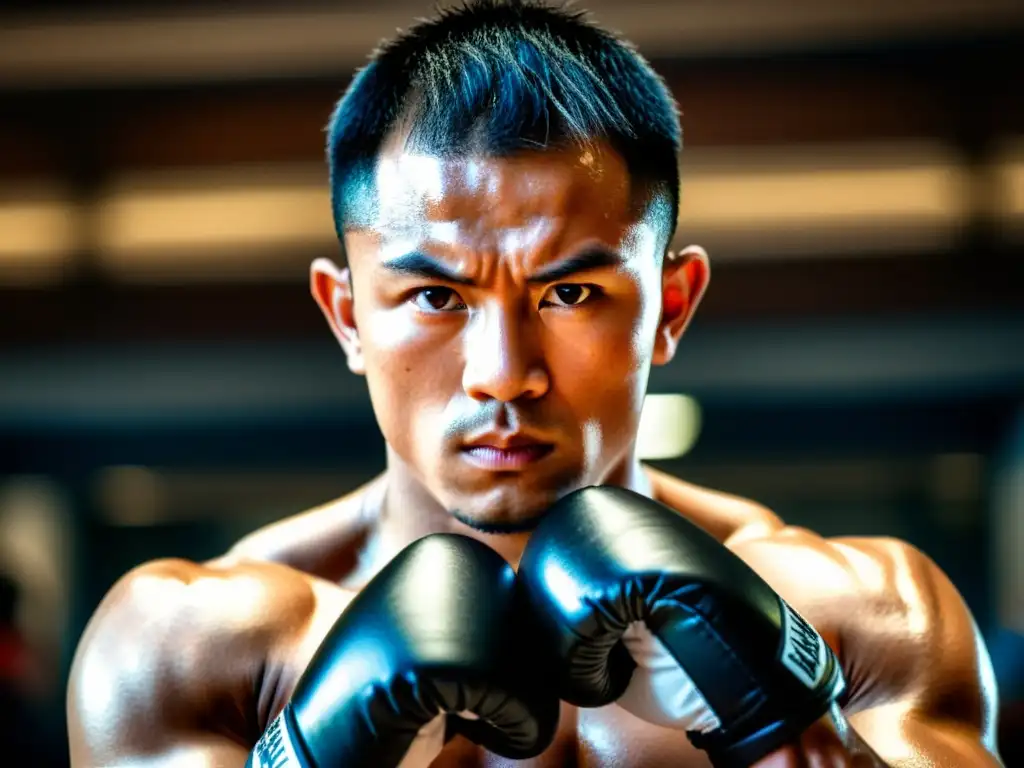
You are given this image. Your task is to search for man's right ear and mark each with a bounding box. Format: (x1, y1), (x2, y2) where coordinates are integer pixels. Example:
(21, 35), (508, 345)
(310, 257), (364, 375)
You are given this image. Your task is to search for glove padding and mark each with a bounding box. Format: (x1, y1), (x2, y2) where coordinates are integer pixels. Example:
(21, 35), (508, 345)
(249, 533), (559, 768)
(518, 486), (845, 768)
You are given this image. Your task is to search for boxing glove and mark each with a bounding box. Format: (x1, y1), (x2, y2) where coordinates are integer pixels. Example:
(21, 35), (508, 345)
(248, 534), (559, 768)
(518, 486), (846, 768)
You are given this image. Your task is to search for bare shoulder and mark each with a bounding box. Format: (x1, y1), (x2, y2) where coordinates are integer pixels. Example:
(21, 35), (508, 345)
(644, 465), (784, 544)
(67, 557), (345, 765)
(731, 528), (998, 746)
(831, 535), (997, 722)
(731, 527), (981, 655)
(218, 474), (385, 582)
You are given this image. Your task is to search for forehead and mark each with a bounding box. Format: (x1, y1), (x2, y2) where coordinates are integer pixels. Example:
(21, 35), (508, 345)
(372, 141), (636, 236)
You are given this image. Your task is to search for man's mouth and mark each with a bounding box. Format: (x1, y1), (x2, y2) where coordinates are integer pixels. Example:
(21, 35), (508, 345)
(461, 444), (554, 470)
(459, 432), (554, 470)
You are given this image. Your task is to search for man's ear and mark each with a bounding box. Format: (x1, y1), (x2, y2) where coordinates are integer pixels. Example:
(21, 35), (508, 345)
(310, 257), (364, 375)
(652, 245), (711, 366)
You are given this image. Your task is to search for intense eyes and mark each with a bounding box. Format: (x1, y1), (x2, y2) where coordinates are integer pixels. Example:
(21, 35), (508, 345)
(411, 284), (597, 312)
(547, 284), (592, 306)
(413, 287), (467, 312)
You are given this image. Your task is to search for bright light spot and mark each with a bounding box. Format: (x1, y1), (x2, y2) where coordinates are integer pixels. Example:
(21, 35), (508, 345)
(636, 394), (702, 460)
(541, 557), (584, 617)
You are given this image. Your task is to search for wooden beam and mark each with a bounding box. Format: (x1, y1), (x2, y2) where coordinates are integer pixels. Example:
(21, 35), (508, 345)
(3, 53), (1011, 178)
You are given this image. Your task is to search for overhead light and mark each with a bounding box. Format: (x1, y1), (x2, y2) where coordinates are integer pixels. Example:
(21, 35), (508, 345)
(3, 141), (1015, 285)
(994, 139), (1024, 227)
(681, 165), (966, 228)
(1004, 162), (1024, 217)
(0, 195), (78, 284)
(94, 166), (336, 281)
(677, 142), (970, 257)
(637, 394), (703, 460)
(86, 143), (972, 280)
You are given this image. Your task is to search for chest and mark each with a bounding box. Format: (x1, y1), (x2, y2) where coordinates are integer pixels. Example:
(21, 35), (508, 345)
(433, 703), (711, 768)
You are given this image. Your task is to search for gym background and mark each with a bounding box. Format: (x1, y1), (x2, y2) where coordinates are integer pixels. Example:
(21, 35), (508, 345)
(1, 0), (1022, 764)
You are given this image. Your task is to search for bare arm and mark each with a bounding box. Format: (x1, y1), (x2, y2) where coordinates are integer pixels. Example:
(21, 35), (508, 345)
(734, 530), (1002, 767)
(67, 558), (344, 768)
(838, 538), (1002, 767)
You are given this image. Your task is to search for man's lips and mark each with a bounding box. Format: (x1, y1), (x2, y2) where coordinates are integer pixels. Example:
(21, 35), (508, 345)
(460, 442), (554, 470)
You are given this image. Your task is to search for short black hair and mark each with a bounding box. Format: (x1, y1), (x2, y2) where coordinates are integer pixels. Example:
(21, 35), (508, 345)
(326, 0), (682, 249)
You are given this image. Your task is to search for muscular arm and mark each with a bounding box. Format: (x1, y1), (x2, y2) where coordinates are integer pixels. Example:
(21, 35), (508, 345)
(838, 538), (1002, 767)
(67, 558), (350, 768)
(734, 531), (1002, 767)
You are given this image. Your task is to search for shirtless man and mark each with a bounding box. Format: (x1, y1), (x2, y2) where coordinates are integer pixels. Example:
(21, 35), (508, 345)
(67, 2), (1002, 766)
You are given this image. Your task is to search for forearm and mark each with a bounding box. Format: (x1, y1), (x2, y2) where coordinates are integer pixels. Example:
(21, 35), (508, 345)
(893, 720), (1003, 767)
(750, 708), (888, 768)
(846, 704), (1003, 768)
(829, 706), (890, 767)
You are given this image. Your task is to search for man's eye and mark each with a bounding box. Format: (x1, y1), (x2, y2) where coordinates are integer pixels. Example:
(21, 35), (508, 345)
(412, 287), (466, 312)
(542, 284), (595, 307)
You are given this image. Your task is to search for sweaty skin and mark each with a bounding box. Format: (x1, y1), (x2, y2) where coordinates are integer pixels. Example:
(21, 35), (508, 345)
(67, 469), (1000, 767)
(223, 468), (1002, 768)
(68, 140), (1001, 767)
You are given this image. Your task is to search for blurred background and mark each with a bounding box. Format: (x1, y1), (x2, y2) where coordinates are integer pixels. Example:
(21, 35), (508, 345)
(1, 0), (1023, 764)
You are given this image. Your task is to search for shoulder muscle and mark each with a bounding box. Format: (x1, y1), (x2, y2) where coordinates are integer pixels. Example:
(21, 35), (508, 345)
(835, 538), (998, 737)
(67, 558), (317, 764)
(731, 527), (999, 761)
(645, 466), (784, 544)
(219, 476), (383, 581)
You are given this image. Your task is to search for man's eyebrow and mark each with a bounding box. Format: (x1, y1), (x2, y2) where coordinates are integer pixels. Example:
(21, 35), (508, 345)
(527, 247), (623, 284)
(378, 252), (475, 285)
(378, 247), (623, 286)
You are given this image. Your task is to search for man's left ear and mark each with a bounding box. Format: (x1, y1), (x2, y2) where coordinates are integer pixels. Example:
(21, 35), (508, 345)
(652, 244), (711, 366)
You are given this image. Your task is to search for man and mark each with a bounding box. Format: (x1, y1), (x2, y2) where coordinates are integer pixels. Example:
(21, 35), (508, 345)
(67, 2), (1002, 766)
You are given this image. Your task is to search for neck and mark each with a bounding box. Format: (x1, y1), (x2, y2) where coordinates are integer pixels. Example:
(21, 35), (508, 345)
(368, 447), (652, 571)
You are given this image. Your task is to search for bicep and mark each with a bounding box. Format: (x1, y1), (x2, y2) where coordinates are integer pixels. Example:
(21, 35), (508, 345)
(67, 559), (285, 768)
(68, 660), (252, 767)
(840, 540), (1003, 766)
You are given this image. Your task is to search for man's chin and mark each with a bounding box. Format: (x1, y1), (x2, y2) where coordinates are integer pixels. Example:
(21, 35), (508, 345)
(442, 483), (569, 535)
(435, 465), (587, 535)
(448, 507), (548, 535)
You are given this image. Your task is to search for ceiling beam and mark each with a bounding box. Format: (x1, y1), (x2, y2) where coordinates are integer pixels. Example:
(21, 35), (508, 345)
(1, 0), (1022, 89)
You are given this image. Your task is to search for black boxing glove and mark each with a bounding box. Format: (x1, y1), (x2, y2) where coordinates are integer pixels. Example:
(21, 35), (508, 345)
(248, 534), (559, 768)
(518, 486), (846, 768)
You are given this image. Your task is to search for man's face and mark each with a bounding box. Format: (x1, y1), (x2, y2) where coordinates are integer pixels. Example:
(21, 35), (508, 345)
(333, 142), (674, 529)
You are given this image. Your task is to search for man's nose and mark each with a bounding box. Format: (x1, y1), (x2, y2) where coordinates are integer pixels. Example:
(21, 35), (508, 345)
(461, 306), (549, 403)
